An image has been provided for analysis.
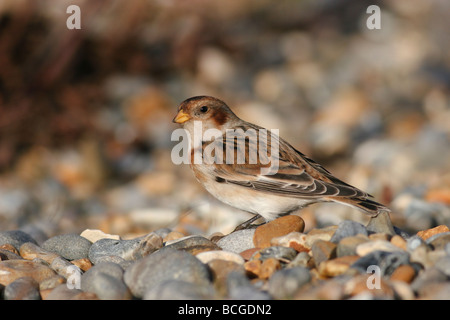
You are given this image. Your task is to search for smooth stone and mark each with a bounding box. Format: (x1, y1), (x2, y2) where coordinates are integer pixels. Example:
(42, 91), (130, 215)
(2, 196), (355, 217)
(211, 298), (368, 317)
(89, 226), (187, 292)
(165, 235), (219, 255)
(0, 248), (22, 260)
(80, 229), (121, 243)
(406, 235), (429, 252)
(216, 229), (256, 254)
(0, 230), (38, 251)
(226, 271), (271, 300)
(134, 232), (164, 257)
(311, 240), (337, 266)
(427, 232), (450, 250)
(143, 280), (215, 300)
(123, 248), (211, 298)
(39, 275), (66, 290)
(42, 234), (92, 261)
(208, 259), (245, 298)
(256, 246), (297, 263)
(390, 264), (416, 283)
(253, 215), (305, 248)
(51, 257), (79, 279)
(83, 272), (131, 300)
(3, 277), (40, 300)
(0, 260), (56, 286)
(44, 283), (84, 300)
(19, 242), (60, 264)
(390, 235), (407, 250)
(410, 267), (448, 295)
(330, 220), (368, 243)
(88, 238), (140, 263)
(89, 255), (132, 270)
(270, 232), (309, 252)
(259, 257), (281, 279)
(318, 255), (360, 277)
(435, 256), (450, 277)
(268, 266), (311, 299)
(81, 264), (130, 300)
(366, 211), (396, 236)
(305, 226), (337, 248)
(356, 240), (404, 256)
(196, 250), (244, 265)
(417, 225), (450, 241)
(336, 235), (369, 257)
(71, 258), (93, 272)
(286, 251), (311, 268)
(82, 262), (123, 284)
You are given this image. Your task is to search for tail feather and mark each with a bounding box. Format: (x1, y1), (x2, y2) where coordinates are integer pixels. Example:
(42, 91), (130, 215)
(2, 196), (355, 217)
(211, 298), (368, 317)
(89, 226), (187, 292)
(328, 196), (390, 217)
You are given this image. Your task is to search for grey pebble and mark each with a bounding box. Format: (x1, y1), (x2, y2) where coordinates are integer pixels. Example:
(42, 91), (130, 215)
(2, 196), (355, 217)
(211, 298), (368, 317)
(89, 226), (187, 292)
(0, 230), (37, 251)
(51, 256), (79, 279)
(226, 271), (271, 300)
(4, 277), (40, 300)
(257, 246), (297, 262)
(82, 272), (131, 300)
(143, 280), (215, 300)
(268, 266), (311, 299)
(42, 234), (92, 260)
(330, 220), (368, 243)
(81, 262), (129, 299)
(123, 247), (211, 298)
(366, 211), (396, 236)
(216, 229), (255, 253)
(88, 238), (140, 264)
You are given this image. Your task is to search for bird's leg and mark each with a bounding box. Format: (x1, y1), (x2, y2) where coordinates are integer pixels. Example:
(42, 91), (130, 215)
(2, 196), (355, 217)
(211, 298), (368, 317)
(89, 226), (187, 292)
(233, 214), (265, 232)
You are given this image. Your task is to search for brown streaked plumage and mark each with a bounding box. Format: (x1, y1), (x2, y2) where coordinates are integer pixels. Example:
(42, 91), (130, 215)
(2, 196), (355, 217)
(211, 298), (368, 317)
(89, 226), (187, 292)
(173, 96), (390, 223)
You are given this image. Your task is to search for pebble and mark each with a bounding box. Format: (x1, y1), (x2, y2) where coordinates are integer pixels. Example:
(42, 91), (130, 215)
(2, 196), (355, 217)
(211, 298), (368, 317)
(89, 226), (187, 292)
(143, 279), (215, 300)
(336, 235), (369, 257)
(268, 266), (311, 299)
(256, 246), (298, 263)
(355, 240), (404, 256)
(390, 264), (416, 283)
(226, 271), (271, 300)
(365, 212), (396, 236)
(0, 230), (38, 251)
(253, 215), (305, 248)
(195, 250), (244, 265)
(88, 238), (140, 264)
(42, 234), (92, 261)
(0, 260), (56, 286)
(417, 225), (450, 241)
(330, 220), (368, 243)
(207, 259), (245, 297)
(216, 229), (255, 254)
(165, 235), (219, 255)
(123, 248), (211, 298)
(19, 242), (60, 264)
(311, 240), (337, 266)
(3, 277), (40, 300)
(318, 255), (360, 277)
(80, 229), (121, 243)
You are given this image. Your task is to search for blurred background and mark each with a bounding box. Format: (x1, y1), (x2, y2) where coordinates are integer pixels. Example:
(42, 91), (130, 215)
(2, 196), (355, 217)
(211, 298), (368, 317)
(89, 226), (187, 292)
(0, 0), (448, 240)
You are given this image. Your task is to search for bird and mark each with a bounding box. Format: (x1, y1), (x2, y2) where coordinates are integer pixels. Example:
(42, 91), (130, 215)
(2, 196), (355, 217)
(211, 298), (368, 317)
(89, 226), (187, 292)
(172, 95), (390, 228)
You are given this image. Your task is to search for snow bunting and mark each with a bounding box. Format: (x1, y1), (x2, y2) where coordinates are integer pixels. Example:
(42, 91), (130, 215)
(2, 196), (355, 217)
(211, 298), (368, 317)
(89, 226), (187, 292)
(173, 96), (390, 225)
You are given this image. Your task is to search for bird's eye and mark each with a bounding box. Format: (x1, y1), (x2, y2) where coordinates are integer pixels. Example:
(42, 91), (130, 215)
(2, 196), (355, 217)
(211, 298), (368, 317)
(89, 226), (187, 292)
(199, 106), (209, 113)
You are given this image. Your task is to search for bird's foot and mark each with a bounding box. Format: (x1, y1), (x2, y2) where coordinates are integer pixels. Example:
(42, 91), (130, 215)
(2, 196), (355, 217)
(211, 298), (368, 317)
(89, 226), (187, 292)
(233, 214), (266, 232)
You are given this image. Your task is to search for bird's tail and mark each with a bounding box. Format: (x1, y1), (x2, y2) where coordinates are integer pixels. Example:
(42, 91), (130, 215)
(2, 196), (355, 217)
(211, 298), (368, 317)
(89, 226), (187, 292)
(329, 196), (391, 217)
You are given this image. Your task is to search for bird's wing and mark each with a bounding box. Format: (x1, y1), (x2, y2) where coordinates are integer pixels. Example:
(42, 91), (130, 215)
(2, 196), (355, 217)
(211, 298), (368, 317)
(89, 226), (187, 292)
(208, 124), (369, 200)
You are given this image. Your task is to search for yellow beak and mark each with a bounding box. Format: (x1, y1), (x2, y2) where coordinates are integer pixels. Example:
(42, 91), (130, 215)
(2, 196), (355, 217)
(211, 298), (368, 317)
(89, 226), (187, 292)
(172, 110), (191, 124)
